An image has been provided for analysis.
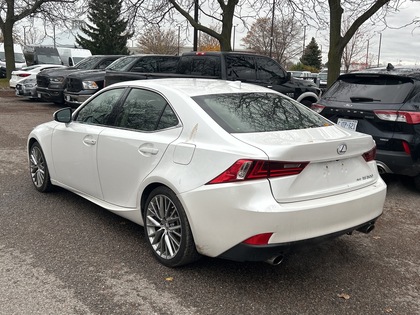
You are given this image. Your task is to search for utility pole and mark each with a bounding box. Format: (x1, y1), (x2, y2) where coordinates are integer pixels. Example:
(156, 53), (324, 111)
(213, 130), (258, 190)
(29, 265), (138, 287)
(193, 0), (199, 51)
(269, 0), (275, 57)
(377, 33), (382, 67)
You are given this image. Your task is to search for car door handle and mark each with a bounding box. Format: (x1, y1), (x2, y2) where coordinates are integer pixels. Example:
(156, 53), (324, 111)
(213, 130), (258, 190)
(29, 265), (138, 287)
(83, 137), (97, 145)
(139, 147), (159, 155)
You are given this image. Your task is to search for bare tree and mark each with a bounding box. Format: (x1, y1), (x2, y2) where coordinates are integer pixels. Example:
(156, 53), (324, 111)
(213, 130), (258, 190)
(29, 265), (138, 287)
(127, 0), (261, 51)
(242, 17), (302, 65)
(0, 0), (87, 78)
(137, 27), (184, 54)
(341, 18), (371, 72)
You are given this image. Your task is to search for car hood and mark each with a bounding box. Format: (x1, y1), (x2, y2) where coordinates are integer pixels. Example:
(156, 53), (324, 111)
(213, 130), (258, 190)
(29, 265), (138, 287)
(67, 69), (106, 80)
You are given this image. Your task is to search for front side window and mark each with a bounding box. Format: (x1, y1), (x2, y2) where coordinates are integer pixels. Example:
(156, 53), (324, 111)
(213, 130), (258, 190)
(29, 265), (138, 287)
(226, 55), (257, 81)
(257, 57), (286, 84)
(75, 88), (125, 125)
(115, 88), (179, 131)
(193, 93), (331, 133)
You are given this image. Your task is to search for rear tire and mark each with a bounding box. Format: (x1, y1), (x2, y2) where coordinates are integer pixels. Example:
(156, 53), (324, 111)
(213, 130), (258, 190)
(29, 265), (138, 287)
(143, 186), (200, 267)
(29, 142), (53, 192)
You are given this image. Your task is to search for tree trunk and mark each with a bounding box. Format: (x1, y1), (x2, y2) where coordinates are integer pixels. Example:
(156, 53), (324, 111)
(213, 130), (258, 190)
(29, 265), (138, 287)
(327, 0), (345, 86)
(2, 21), (17, 80)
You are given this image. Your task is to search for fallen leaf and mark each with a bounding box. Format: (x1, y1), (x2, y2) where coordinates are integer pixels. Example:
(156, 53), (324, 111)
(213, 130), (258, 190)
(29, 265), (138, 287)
(337, 293), (350, 300)
(165, 277), (174, 282)
(373, 236), (381, 239)
(385, 308), (393, 313)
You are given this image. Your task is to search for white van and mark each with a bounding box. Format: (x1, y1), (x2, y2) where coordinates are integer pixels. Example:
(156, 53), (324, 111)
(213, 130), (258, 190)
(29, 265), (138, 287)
(56, 48), (92, 66)
(0, 43), (27, 78)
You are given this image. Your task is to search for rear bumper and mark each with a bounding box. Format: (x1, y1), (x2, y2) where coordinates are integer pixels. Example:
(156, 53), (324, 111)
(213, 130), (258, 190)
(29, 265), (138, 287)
(218, 217), (379, 262)
(180, 177), (387, 260)
(376, 149), (420, 176)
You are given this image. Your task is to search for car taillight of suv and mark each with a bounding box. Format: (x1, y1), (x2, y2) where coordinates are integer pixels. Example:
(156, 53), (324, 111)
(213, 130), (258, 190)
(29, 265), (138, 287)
(313, 65), (420, 190)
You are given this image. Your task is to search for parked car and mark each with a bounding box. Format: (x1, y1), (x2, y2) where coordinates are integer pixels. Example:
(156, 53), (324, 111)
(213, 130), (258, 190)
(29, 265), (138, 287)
(64, 54), (179, 107)
(312, 64), (420, 190)
(28, 78), (386, 267)
(0, 43), (27, 78)
(318, 72), (328, 91)
(36, 55), (123, 104)
(105, 52), (321, 107)
(10, 64), (66, 88)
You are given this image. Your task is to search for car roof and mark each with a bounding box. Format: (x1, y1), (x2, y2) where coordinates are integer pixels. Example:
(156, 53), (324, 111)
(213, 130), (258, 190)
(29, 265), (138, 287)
(109, 78), (277, 97)
(346, 63), (420, 80)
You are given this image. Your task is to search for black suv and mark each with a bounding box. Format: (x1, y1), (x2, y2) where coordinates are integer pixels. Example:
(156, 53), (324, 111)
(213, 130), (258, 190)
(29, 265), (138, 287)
(312, 64), (420, 189)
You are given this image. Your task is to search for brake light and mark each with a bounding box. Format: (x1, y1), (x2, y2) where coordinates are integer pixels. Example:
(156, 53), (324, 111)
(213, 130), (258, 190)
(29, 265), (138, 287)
(195, 52), (206, 56)
(207, 159), (308, 184)
(374, 110), (420, 124)
(243, 233), (273, 245)
(362, 146), (376, 162)
(311, 103), (325, 113)
(18, 73), (30, 77)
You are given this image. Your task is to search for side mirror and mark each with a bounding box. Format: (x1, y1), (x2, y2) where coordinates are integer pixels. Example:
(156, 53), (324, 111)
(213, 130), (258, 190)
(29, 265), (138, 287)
(286, 72), (291, 81)
(54, 107), (73, 123)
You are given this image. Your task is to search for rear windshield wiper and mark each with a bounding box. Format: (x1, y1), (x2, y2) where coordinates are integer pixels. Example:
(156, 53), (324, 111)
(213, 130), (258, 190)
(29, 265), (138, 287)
(350, 96), (381, 102)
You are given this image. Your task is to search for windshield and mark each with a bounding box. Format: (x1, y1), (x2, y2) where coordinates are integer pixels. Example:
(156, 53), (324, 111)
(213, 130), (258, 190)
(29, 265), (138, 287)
(106, 56), (136, 71)
(15, 53), (26, 63)
(193, 92), (331, 133)
(323, 74), (414, 103)
(75, 56), (102, 69)
(38, 54), (62, 65)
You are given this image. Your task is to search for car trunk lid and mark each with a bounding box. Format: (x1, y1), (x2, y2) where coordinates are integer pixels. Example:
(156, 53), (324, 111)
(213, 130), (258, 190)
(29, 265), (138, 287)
(233, 125), (378, 202)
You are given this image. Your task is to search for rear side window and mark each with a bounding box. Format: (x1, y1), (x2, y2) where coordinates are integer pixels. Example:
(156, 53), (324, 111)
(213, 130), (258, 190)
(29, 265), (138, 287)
(193, 93), (330, 133)
(177, 56), (220, 76)
(324, 74), (414, 103)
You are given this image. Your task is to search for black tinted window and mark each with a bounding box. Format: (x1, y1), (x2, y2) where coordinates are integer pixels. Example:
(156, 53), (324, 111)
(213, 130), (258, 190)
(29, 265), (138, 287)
(178, 56), (220, 76)
(324, 75), (414, 103)
(75, 88), (125, 125)
(193, 93), (330, 133)
(256, 57), (285, 83)
(226, 55), (257, 81)
(115, 88), (178, 131)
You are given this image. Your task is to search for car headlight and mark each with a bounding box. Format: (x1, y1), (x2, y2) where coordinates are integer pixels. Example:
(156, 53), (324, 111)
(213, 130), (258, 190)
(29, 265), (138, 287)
(82, 81), (99, 90)
(22, 78), (36, 87)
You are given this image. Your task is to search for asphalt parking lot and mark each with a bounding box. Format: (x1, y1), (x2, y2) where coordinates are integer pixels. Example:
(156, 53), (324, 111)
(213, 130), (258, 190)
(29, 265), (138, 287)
(0, 94), (419, 315)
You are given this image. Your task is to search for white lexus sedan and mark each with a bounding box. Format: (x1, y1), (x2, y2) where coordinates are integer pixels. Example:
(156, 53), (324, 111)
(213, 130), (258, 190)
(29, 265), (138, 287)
(28, 78), (387, 267)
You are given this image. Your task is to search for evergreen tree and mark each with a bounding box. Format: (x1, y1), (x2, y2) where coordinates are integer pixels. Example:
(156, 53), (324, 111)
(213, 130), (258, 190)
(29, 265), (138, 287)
(300, 37), (322, 70)
(76, 0), (133, 55)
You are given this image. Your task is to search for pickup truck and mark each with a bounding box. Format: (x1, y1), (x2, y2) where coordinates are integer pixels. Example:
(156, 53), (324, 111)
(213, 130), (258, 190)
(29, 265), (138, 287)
(63, 54), (180, 107)
(104, 51), (322, 106)
(36, 55), (124, 104)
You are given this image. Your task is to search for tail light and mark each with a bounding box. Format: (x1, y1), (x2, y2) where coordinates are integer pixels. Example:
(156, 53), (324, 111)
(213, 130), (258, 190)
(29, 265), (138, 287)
(18, 73), (31, 77)
(311, 103), (325, 113)
(362, 146), (376, 162)
(374, 110), (420, 124)
(207, 159), (308, 184)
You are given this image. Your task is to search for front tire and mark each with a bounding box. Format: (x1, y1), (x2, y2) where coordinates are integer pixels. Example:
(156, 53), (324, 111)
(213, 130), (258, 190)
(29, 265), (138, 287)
(144, 186), (200, 267)
(29, 142), (53, 192)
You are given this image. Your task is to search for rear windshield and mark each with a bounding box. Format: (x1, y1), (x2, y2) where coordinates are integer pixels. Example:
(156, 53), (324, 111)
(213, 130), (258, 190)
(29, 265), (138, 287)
(323, 74), (414, 103)
(193, 93), (330, 133)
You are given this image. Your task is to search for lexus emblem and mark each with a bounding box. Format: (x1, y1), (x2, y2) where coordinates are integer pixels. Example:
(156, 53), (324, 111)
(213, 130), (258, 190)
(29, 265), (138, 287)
(337, 143), (347, 155)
